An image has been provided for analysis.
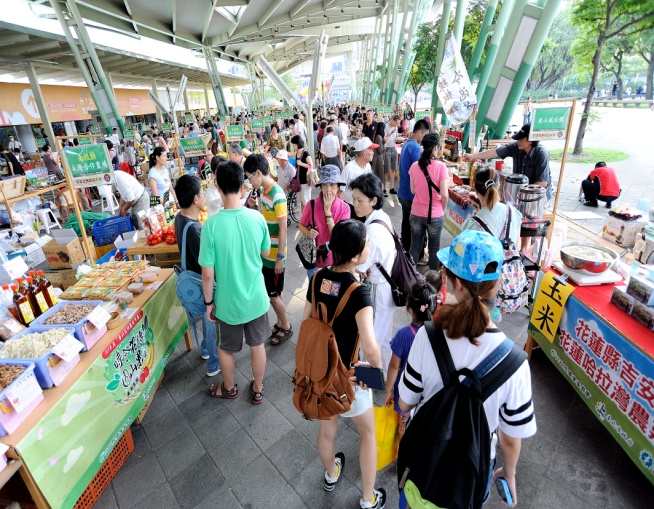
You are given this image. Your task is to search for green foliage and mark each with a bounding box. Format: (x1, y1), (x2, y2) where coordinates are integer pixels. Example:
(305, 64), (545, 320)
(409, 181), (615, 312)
(411, 21), (440, 93)
(549, 147), (629, 163)
(282, 73), (299, 93)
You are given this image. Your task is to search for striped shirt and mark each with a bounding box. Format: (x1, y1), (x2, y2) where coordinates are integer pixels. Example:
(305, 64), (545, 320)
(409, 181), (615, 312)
(261, 182), (288, 268)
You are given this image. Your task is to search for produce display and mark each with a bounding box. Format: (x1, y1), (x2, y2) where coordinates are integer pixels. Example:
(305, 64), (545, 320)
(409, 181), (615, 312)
(0, 329), (71, 358)
(43, 305), (96, 325)
(60, 261), (151, 301)
(0, 364), (26, 391)
(147, 225), (176, 246)
(197, 203), (209, 225)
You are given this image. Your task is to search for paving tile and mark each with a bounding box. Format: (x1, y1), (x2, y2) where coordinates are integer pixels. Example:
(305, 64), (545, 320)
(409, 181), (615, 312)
(163, 364), (210, 406)
(140, 385), (176, 425)
(291, 456), (354, 508)
(155, 430), (206, 480)
(274, 393), (320, 444)
(264, 428), (317, 481)
(529, 475), (604, 509)
(130, 483), (179, 509)
(265, 341), (297, 371)
(241, 403), (295, 452)
(258, 368), (294, 404)
(191, 483), (242, 509)
(227, 385), (273, 422)
(123, 425), (154, 471)
(169, 453), (224, 509)
(112, 453), (167, 509)
(208, 428), (263, 481)
(334, 425), (364, 486)
(516, 432), (557, 476)
(94, 484), (118, 509)
(177, 388), (231, 424)
(142, 406), (190, 450)
(544, 450), (609, 501)
(191, 405), (240, 451)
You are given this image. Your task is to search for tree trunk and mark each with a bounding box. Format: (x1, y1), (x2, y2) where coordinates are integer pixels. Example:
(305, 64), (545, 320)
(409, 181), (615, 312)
(617, 76), (623, 100)
(647, 50), (654, 100)
(574, 35), (605, 155)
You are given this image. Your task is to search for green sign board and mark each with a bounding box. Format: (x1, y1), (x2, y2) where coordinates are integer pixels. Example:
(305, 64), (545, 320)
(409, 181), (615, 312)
(273, 112), (283, 121)
(77, 137), (93, 146)
(62, 144), (114, 187)
(184, 114), (194, 123)
(262, 115), (273, 124)
(178, 136), (207, 157)
(90, 125), (100, 134)
(379, 106), (394, 114)
(122, 129), (135, 140)
(161, 123), (172, 133)
(35, 137), (46, 147)
(251, 119), (265, 130)
(415, 109), (432, 121)
(226, 124), (245, 140)
(530, 106), (571, 141)
(15, 276), (188, 509)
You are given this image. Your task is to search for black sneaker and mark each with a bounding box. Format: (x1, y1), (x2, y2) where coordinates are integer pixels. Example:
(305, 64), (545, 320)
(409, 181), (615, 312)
(323, 452), (345, 492)
(360, 488), (386, 508)
(389, 188), (397, 195)
(383, 190), (389, 197)
(583, 200), (598, 208)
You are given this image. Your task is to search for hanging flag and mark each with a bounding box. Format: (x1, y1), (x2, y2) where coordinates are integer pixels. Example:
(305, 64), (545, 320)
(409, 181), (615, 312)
(437, 35), (477, 125)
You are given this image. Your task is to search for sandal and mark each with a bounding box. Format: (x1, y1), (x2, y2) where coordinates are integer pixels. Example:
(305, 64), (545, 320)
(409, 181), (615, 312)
(250, 380), (264, 405)
(270, 324), (293, 346)
(271, 323), (282, 335)
(209, 382), (238, 399)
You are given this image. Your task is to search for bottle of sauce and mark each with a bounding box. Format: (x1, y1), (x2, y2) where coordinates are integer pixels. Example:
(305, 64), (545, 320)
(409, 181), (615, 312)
(16, 277), (30, 298)
(1, 284), (19, 320)
(26, 276), (49, 317)
(12, 283), (35, 325)
(37, 270), (58, 307)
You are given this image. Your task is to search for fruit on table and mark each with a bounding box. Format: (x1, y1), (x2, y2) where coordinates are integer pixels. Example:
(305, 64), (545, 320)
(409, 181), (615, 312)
(197, 211), (208, 225)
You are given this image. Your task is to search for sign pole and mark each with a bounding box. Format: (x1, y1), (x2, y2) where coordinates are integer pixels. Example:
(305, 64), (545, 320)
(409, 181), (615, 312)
(56, 136), (96, 264)
(548, 98), (576, 221)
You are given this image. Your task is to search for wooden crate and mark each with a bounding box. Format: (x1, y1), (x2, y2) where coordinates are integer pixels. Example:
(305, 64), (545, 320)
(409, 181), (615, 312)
(0, 176), (27, 199)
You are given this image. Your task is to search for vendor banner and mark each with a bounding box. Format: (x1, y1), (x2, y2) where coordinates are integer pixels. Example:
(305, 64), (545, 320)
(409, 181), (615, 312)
(62, 144), (115, 188)
(90, 125), (100, 134)
(15, 275), (189, 509)
(161, 123), (172, 133)
(122, 129), (135, 141)
(529, 106), (571, 141)
(226, 124), (245, 141)
(528, 293), (654, 485)
(250, 118), (265, 131)
(76, 137), (93, 146)
(437, 35), (477, 125)
(529, 271), (575, 343)
(262, 115), (273, 124)
(178, 135), (210, 157)
(414, 109), (432, 121)
(443, 199), (474, 237)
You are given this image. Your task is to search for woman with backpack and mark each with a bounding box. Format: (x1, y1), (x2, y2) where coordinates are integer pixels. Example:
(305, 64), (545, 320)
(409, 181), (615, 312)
(349, 173), (396, 372)
(398, 230), (536, 509)
(408, 133), (449, 270)
(301, 219), (387, 509)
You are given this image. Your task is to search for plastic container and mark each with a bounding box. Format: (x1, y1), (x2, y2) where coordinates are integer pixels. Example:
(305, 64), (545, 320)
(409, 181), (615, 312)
(97, 248), (129, 265)
(28, 301), (107, 352)
(0, 360), (44, 436)
(0, 328), (81, 388)
(92, 216), (134, 247)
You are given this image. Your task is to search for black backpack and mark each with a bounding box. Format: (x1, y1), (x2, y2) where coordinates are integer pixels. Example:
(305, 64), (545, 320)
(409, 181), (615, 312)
(397, 323), (527, 509)
(370, 219), (425, 307)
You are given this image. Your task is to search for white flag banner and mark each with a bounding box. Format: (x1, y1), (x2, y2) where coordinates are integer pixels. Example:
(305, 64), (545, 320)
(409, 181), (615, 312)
(437, 35), (477, 125)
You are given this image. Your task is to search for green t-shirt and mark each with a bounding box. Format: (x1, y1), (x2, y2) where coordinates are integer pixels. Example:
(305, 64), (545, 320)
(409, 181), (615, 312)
(199, 207), (271, 325)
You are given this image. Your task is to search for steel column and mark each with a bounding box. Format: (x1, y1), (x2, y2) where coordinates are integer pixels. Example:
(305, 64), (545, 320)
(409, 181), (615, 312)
(24, 65), (57, 145)
(431, 0), (452, 114)
(204, 83), (211, 115)
(203, 46), (229, 115)
(366, 15), (383, 102)
(452, 0), (468, 49)
(468, 0), (499, 78)
(152, 78), (163, 124)
(384, 0), (401, 103)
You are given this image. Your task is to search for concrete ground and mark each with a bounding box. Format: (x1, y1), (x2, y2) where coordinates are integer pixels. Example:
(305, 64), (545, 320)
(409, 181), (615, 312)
(93, 106), (654, 509)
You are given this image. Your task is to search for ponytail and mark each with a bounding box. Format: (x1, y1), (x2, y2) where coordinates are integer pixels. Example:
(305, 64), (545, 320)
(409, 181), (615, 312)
(434, 269), (499, 345)
(474, 167), (500, 211)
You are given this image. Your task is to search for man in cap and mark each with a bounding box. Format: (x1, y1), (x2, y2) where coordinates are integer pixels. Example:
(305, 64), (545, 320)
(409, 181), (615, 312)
(274, 150), (297, 193)
(340, 137), (378, 218)
(463, 123), (552, 202)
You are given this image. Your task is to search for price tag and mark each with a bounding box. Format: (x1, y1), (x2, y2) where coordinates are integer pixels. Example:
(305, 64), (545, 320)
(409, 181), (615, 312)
(51, 334), (84, 363)
(146, 281), (163, 291)
(2, 257), (29, 281)
(5, 373), (40, 413)
(87, 306), (111, 329)
(120, 308), (139, 320)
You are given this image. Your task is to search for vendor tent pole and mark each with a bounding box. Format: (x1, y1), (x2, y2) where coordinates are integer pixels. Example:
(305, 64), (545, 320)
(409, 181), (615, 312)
(384, 0), (401, 104)
(452, 0), (468, 50)
(152, 78), (163, 126)
(550, 99), (576, 222)
(55, 135), (95, 264)
(431, 0), (452, 122)
(204, 84), (211, 116)
(24, 65), (56, 145)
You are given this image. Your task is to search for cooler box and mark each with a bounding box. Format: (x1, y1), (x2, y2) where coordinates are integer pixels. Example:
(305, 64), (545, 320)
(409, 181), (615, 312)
(0, 360), (44, 437)
(29, 301), (107, 352)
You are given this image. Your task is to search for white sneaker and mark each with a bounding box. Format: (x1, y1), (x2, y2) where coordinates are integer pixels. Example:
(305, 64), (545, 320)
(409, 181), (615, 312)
(323, 452), (345, 491)
(206, 368), (221, 377)
(201, 354), (210, 360)
(360, 488), (386, 509)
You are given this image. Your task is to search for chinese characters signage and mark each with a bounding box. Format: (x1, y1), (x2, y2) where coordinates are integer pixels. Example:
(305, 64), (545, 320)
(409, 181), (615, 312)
(178, 135), (210, 157)
(15, 275), (188, 509)
(161, 123), (172, 133)
(76, 137), (92, 146)
(530, 106), (571, 140)
(262, 115), (273, 124)
(529, 271), (575, 343)
(122, 129), (135, 140)
(437, 35), (477, 125)
(62, 144), (114, 188)
(251, 118), (265, 131)
(415, 109), (432, 121)
(528, 288), (654, 484)
(443, 199), (475, 237)
(226, 124), (245, 141)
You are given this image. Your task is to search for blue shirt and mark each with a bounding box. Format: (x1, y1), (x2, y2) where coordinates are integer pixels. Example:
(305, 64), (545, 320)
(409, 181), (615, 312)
(398, 138), (422, 200)
(390, 323), (419, 413)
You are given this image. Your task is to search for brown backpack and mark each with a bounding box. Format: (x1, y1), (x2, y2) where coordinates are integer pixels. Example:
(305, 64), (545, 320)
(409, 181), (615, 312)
(293, 274), (361, 420)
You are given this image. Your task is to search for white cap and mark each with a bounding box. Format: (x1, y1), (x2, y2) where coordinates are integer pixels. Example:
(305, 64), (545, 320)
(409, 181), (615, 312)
(276, 149), (289, 160)
(354, 137), (379, 151)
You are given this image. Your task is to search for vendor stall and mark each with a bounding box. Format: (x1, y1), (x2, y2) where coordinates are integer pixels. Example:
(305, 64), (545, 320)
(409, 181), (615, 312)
(0, 269), (190, 508)
(443, 183), (480, 237)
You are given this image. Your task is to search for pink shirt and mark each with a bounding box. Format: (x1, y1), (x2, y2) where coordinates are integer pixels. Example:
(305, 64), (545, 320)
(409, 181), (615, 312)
(299, 193), (351, 267)
(409, 160), (448, 218)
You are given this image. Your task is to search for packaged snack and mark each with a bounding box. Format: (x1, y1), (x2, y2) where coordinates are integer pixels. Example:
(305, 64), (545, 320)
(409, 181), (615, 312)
(83, 287), (119, 301)
(101, 277), (130, 288)
(60, 287), (89, 301)
(156, 204), (167, 228)
(141, 272), (158, 284)
(115, 291), (134, 305)
(128, 282), (144, 295)
(75, 277), (103, 288)
(0, 317), (26, 341)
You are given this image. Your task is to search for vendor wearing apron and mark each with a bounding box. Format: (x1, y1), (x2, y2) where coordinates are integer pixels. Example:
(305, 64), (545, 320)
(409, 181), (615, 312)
(115, 167), (149, 229)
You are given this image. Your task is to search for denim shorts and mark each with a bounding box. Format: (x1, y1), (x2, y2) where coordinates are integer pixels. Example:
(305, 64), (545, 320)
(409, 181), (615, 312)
(341, 385), (373, 418)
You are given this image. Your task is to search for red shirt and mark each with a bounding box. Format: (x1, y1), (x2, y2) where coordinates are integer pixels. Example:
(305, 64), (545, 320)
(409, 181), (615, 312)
(589, 166), (620, 197)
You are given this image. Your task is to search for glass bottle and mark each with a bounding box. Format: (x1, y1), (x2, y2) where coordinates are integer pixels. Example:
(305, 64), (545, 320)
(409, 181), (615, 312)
(26, 276), (48, 317)
(37, 270), (58, 307)
(12, 283), (35, 325)
(1, 284), (19, 320)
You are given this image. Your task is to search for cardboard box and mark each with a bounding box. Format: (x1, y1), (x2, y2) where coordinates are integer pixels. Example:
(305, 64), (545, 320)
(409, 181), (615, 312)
(610, 286), (635, 314)
(627, 275), (654, 306)
(114, 231), (138, 251)
(632, 300), (654, 331)
(24, 243), (46, 266)
(602, 215), (647, 247)
(43, 269), (77, 290)
(41, 229), (86, 270)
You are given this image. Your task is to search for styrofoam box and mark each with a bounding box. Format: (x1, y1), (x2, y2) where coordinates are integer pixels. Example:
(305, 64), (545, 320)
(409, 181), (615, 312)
(0, 361), (44, 437)
(29, 300), (107, 351)
(0, 328), (82, 388)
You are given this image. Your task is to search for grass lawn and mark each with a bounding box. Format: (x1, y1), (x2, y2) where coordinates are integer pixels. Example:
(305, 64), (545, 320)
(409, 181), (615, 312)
(549, 147), (629, 163)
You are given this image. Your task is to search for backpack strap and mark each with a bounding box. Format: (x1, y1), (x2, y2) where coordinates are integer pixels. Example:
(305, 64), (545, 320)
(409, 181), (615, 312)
(311, 198), (315, 228)
(370, 218), (402, 291)
(420, 165), (441, 225)
(502, 206), (512, 245)
(479, 340), (527, 401)
(181, 221), (193, 271)
(329, 281), (362, 327)
(471, 215), (494, 236)
(424, 322), (457, 386)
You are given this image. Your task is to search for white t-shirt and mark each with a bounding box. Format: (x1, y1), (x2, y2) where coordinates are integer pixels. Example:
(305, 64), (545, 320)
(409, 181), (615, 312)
(399, 326), (536, 457)
(340, 159), (371, 204)
(385, 123), (398, 148)
(277, 162), (296, 190)
(357, 209), (395, 285)
(339, 122), (349, 141)
(114, 170), (145, 203)
(462, 202), (522, 245)
(321, 134), (340, 158)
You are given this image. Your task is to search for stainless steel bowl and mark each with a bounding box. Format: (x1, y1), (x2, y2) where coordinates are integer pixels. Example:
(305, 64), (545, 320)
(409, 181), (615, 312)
(560, 241), (618, 275)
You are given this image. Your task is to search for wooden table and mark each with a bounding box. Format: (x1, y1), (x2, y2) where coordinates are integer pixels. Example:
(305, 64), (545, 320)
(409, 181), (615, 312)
(1, 182), (67, 227)
(127, 237), (181, 266)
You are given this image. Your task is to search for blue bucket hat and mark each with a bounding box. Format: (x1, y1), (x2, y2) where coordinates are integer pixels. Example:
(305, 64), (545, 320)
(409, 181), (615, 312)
(437, 230), (504, 282)
(316, 164), (346, 186)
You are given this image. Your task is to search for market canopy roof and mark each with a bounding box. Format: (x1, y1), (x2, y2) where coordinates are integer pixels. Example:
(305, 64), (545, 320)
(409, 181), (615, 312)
(26, 0), (421, 74)
(0, 21), (249, 89)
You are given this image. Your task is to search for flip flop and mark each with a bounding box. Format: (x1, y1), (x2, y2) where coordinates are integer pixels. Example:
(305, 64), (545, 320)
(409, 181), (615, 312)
(209, 382), (238, 399)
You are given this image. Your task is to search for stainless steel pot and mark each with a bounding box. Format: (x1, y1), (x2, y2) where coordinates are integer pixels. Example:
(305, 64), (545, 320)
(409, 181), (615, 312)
(518, 185), (546, 219)
(503, 174), (529, 207)
(560, 241), (618, 274)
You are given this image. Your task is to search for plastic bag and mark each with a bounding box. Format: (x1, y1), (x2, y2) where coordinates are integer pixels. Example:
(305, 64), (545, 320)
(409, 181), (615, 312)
(307, 166), (319, 188)
(374, 405), (400, 470)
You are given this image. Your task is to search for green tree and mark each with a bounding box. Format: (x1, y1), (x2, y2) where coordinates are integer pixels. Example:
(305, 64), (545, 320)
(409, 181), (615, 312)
(635, 29), (654, 100)
(570, 0), (654, 155)
(600, 36), (637, 99)
(409, 21), (439, 109)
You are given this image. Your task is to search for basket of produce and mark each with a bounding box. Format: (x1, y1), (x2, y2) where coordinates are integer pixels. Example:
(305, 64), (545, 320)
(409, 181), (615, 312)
(0, 328), (82, 388)
(0, 361), (43, 436)
(92, 215), (134, 247)
(29, 301), (106, 351)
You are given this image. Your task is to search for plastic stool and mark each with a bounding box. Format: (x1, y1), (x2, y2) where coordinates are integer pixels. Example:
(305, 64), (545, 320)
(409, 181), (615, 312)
(101, 194), (120, 215)
(35, 208), (62, 234)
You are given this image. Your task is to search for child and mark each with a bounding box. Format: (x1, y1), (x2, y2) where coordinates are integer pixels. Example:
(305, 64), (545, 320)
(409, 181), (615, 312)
(384, 271), (443, 435)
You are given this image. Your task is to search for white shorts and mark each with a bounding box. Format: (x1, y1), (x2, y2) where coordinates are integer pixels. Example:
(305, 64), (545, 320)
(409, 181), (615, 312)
(341, 385), (373, 418)
(299, 184), (311, 206)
